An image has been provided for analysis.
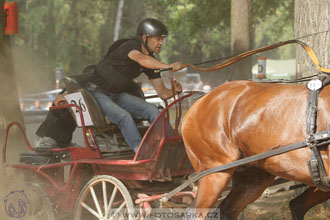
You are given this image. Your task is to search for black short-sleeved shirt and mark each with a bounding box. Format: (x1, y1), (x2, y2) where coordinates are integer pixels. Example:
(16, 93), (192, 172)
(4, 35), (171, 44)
(92, 38), (161, 93)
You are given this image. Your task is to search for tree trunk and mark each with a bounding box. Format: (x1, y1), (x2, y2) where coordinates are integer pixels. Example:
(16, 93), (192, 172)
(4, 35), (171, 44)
(0, 1), (25, 135)
(230, 0), (252, 80)
(67, 0), (82, 73)
(295, 0), (330, 78)
(113, 0), (124, 41)
(46, 0), (56, 70)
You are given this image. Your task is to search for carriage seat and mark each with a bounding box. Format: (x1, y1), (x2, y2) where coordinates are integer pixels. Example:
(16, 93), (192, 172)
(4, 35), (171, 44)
(63, 75), (149, 130)
(63, 75), (151, 155)
(63, 76), (109, 129)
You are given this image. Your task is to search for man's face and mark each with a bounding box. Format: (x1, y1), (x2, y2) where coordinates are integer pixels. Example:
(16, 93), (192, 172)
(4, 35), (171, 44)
(145, 35), (165, 54)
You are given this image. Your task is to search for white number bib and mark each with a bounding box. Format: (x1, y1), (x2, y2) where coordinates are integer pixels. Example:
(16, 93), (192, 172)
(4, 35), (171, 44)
(64, 92), (94, 127)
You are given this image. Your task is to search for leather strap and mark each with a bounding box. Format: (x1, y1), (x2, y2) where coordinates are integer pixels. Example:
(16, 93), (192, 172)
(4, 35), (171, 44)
(161, 135), (330, 202)
(308, 144), (330, 191)
(182, 40), (330, 74)
(307, 89), (319, 135)
(305, 77), (330, 191)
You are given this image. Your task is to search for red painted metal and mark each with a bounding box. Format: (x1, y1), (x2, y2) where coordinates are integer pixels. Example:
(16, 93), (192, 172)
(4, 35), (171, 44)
(2, 121), (34, 164)
(4, 2), (18, 35)
(77, 158), (154, 165)
(133, 93), (191, 161)
(69, 147), (101, 160)
(9, 161), (76, 192)
(87, 128), (102, 156)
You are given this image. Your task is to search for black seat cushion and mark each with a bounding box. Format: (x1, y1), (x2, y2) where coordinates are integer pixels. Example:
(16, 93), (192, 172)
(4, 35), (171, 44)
(19, 151), (60, 165)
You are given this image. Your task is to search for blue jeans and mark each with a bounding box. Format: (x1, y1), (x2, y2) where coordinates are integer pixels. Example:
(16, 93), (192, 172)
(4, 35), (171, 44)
(86, 83), (160, 152)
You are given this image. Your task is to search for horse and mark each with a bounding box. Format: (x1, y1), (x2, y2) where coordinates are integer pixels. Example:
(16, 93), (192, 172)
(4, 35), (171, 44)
(181, 80), (330, 219)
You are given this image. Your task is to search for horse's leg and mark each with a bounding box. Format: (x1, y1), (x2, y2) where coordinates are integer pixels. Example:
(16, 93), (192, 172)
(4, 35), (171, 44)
(289, 187), (330, 220)
(219, 167), (275, 220)
(191, 169), (235, 219)
(181, 95), (241, 219)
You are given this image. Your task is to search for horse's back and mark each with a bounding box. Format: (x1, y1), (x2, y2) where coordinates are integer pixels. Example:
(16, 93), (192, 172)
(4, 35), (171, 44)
(182, 80), (310, 171)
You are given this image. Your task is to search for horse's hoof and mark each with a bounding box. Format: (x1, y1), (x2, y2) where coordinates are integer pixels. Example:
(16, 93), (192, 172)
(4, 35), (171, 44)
(289, 200), (304, 220)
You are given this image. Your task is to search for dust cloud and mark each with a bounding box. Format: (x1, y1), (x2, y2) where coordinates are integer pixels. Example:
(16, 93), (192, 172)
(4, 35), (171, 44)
(13, 47), (54, 94)
(0, 167), (27, 220)
(0, 136), (47, 220)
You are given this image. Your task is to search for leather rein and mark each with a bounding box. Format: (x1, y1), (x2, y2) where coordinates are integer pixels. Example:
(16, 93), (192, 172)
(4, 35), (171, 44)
(168, 39), (330, 97)
(180, 39), (330, 74)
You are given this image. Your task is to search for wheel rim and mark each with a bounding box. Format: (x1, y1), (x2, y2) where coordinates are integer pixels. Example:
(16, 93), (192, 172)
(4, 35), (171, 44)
(75, 175), (134, 220)
(24, 183), (54, 220)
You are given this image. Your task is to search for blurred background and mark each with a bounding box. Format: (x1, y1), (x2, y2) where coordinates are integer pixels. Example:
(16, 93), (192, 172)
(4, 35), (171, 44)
(1, 0), (329, 133)
(12, 0), (295, 95)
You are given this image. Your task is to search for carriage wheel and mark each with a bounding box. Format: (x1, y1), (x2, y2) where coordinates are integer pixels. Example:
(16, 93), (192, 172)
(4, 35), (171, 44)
(74, 175), (135, 220)
(24, 182), (54, 220)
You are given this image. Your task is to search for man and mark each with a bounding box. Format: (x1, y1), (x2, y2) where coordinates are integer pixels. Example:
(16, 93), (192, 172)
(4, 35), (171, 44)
(85, 18), (183, 152)
(35, 90), (76, 150)
(35, 18), (182, 153)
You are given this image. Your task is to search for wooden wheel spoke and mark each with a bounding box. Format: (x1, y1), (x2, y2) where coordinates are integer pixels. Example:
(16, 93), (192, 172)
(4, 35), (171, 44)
(102, 181), (107, 216)
(90, 186), (104, 217)
(75, 176), (134, 220)
(105, 186), (118, 218)
(109, 201), (126, 220)
(81, 202), (101, 218)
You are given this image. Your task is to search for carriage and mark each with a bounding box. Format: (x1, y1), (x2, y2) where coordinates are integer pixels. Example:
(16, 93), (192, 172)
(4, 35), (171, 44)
(2, 40), (330, 220)
(2, 77), (205, 219)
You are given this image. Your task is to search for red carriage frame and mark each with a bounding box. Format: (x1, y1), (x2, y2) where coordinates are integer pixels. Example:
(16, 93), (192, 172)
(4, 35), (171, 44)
(2, 92), (196, 219)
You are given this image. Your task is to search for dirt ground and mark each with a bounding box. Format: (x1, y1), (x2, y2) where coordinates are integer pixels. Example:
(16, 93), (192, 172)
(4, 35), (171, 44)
(240, 189), (330, 220)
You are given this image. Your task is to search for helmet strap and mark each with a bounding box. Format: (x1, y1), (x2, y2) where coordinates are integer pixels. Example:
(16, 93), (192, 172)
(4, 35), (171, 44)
(142, 35), (153, 55)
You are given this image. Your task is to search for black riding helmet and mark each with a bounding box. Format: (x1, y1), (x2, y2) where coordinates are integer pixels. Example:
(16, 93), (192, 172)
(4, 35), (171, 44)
(137, 18), (168, 37)
(136, 18), (168, 54)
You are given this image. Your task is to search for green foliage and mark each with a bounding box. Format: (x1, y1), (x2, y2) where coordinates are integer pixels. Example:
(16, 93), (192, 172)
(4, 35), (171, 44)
(253, 0), (295, 59)
(15, 0), (117, 79)
(13, 0), (294, 91)
(144, 0), (231, 64)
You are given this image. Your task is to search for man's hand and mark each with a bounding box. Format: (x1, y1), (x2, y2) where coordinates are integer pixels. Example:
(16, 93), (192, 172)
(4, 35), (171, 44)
(54, 92), (68, 106)
(169, 62), (184, 72)
(174, 80), (183, 94)
(151, 78), (182, 100)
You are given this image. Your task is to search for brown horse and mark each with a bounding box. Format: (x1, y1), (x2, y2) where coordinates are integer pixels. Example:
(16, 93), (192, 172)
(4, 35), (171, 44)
(182, 80), (330, 219)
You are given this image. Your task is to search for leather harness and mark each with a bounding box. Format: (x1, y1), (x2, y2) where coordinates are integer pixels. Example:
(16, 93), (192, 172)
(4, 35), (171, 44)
(306, 76), (330, 191)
